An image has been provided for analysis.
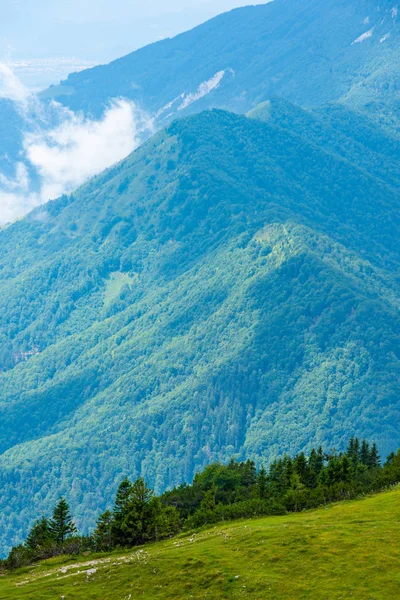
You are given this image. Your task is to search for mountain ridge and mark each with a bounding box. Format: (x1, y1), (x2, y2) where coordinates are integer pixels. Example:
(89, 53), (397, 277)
(0, 100), (399, 552)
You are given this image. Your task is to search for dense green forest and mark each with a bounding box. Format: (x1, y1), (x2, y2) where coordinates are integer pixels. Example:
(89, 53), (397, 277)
(0, 101), (399, 554)
(4, 437), (400, 572)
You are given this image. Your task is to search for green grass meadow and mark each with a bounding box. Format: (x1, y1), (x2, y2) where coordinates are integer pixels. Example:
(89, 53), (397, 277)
(2, 487), (400, 599)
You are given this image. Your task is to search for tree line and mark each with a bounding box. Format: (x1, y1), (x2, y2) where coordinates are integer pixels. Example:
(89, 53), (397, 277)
(4, 437), (400, 570)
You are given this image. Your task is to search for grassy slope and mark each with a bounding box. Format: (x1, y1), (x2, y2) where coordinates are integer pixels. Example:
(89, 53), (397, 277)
(2, 488), (400, 599)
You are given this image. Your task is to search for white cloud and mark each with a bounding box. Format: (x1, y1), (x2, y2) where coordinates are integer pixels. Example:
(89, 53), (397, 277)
(25, 99), (151, 201)
(0, 63), (29, 103)
(0, 66), (153, 224)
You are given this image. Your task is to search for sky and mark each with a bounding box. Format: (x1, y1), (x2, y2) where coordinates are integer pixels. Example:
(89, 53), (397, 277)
(1, 0), (266, 89)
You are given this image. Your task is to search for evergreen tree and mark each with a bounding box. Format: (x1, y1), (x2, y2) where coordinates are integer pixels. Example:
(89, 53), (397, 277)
(113, 478), (132, 519)
(120, 478), (155, 546)
(308, 448), (324, 487)
(93, 510), (113, 551)
(360, 440), (370, 466)
(242, 460), (257, 486)
(26, 517), (52, 550)
(340, 454), (351, 483)
(294, 452), (309, 485)
(49, 498), (77, 544)
(112, 477), (133, 545)
(347, 437), (360, 468)
(257, 465), (268, 499)
(369, 443), (381, 468)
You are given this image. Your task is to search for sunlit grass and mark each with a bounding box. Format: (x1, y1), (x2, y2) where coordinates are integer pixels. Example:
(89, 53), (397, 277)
(2, 487), (400, 599)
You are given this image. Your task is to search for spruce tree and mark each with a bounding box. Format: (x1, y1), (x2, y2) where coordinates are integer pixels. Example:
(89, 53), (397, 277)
(294, 452), (308, 485)
(360, 440), (370, 466)
(369, 443), (381, 468)
(93, 510), (113, 551)
(121, 477), (155, 546)
(340, 454), (351, 483)
(26, 517), (52, 550)
(257, 465), (268, 499)
(308, 448), (324, 487)
(112, 477), (133, 545)
(49, 498), (77, 544)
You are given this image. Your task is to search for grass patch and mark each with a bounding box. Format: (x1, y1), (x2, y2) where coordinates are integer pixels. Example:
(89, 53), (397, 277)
(2, 487), (400, 598)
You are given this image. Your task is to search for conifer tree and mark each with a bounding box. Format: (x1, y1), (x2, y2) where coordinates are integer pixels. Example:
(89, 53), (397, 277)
(112, 477), (133, 545)
(257, 465), (268, 499)
(360, 440), (370, 466)
(113, 478), (132, 518)
(120, 477), (155, 546)
(49, 498), (77, 544)
(26, 517), (52, 550)
(308, 448), (324, 487)
(294, 452), (308, 485)
(340, 454), (351, 482)
(243, 460), (257, 486)
(93, 510), (113, 551)
(369, 443), (381, 468)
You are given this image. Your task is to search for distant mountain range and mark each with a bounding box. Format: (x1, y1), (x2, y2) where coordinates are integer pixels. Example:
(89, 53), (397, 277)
(43, 0), (400, 127)
(1, 0), (399, 206)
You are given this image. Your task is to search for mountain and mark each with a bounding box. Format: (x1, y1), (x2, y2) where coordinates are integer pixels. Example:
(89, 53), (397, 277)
(2, 486), (400, 598)
(1, 0), (399, 223)
(0, 99), (399, 553)
(43, 0), (400, 127)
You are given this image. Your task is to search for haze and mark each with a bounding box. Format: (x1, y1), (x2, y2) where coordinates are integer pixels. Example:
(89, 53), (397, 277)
(1, 1), (268, 89)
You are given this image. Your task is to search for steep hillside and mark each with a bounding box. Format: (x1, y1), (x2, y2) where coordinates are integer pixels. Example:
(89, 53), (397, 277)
(2, 487), (400, 599)
(44, 0), (400, 127)
(0, 101), (399, 553)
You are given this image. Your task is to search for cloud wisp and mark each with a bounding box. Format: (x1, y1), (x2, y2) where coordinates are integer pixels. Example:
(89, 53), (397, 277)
(0, 65), (153, 225)
(0, 63), (29, 103)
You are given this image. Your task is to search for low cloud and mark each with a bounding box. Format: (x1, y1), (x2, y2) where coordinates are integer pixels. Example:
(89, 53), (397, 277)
(26, 99), (151, 201)
(0, 63), (29, 103)
(0, 65), (153, 224)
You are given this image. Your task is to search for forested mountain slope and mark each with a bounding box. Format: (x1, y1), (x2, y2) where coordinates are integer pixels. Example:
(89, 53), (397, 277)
(44, 0), (400, 127)
(0, 100), (399, 552)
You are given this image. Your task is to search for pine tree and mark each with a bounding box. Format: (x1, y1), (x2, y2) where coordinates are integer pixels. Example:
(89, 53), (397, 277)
(49, 498), (77, 544)
(347, 437), (360, 469)
(121, 478), (155, 546)
(360, 440), (370, 466)
(243, 459), (257, 486)
(26, 516), (52, 550)
(93, 510), (113, 551)
(294, 452), (309, 485)
(257, 465), (268, 499)
(113, 478), (132, 519)
(112, 477), (133, 545)
(340, 454), (351, 483)
(369, 443), (381, 468)
(308, 448), (324, 487)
